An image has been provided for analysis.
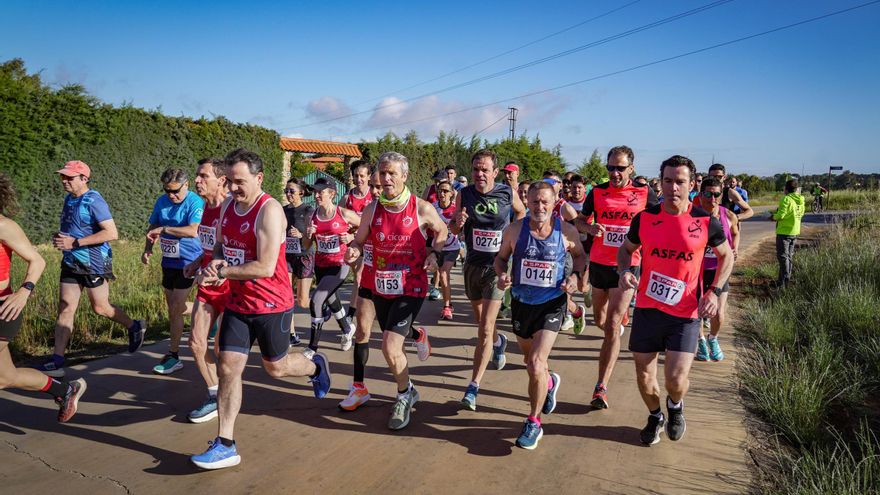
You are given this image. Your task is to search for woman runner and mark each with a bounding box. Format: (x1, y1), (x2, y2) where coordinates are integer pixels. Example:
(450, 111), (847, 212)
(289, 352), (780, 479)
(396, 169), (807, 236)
(283, 178), (316, 345)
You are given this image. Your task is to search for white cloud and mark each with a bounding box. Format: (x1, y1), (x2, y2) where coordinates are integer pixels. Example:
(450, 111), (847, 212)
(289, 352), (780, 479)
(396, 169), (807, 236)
(284, 132), (304, 138)
(306, 96), (354, 121)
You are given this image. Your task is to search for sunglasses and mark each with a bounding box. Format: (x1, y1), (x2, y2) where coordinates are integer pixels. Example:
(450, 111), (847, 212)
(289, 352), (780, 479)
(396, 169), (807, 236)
(606, 165), (628, 172)
(164, 185), (185, 194)
(702, 191), (723, 199)
(439, 189), (453, 194)
(284, 189), (299, 194)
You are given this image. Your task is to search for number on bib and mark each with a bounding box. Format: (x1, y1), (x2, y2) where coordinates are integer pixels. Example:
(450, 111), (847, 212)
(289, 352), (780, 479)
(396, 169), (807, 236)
(645, 271), (686, 306)
(375, 270), (403, 296)
(316, 234), (340, 253)
(520, 259), (556, 288)
(363, 243), (373, 267)
(473, 229), (501, 253)
(198, 226), (215, 251)
(602, 225), (630, 248)
(286, 237), (302, 255)
(223, 246), (246, 266)
(160, 237), (180, 259)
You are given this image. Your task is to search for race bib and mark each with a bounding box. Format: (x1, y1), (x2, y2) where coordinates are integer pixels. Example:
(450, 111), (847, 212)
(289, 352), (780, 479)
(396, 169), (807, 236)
(473, 229), (502, 253)
(316, 234), (340, 254)
(520, 259), (556, 288)
(602, 225), (629, 248)
(160, 237), (180, 258)
(286, 237), (302, 255)
(704, 245), (716, 259)
(198, 225), (215, 251)
(223, 246), (246, 266)
(374, 270), (403, 296)
(363, 243), (373, 267)
(645, 271), (686, 306)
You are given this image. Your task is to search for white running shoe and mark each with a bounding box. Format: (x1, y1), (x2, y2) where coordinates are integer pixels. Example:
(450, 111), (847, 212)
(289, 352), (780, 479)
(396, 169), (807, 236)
(338, 383), (371, 411)
(413, 327), (431, 362)
(340, 318), (356, 351)
(561, 314), (574, 331)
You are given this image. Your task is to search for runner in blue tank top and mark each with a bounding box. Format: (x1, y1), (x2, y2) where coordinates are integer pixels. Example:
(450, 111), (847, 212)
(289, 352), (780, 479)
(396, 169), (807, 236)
(494, 180), (586, 450)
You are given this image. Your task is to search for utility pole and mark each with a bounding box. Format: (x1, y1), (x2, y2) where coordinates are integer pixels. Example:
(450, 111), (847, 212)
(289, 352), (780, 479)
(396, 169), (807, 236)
(508, 107), (518, 141)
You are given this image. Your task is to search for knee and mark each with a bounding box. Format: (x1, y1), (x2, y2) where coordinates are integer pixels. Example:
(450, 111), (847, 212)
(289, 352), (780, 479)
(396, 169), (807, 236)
(0, 369), (14, 389)
(91, 303), (115, 318)
(526, 357), (547, 378)
(189, 335), (206, 355)
(57, 300), (77, 316)
(666, 372), (689, 391)
(263, 362), (285, 379)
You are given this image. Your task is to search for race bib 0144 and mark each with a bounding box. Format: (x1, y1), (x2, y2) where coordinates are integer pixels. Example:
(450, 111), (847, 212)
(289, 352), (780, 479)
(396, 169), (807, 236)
(519, 259), (556, 288)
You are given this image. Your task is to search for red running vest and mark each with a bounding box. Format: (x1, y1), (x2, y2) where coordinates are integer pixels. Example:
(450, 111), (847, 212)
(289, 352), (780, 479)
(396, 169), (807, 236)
(629, 204), (725, 319)
(220, 193), (293, 314)
(344, 190), (373, 216)
(197, 204), (229, 298)
(312, 206), (350, 268)
(362, 195), (428, 299)
(583, 181), (655, 267)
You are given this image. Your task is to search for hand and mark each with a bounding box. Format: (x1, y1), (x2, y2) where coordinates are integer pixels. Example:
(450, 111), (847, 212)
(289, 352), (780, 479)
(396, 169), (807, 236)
(202, 259), (226, 279)
(52, 233), (75, 251)
(698, 292), (719, 319)
(618, 271), (639, 290)
(0, 289), (30, 322)
(306, 223), (317, 238)
(563, 275), (578, 294)
(456, 209), (469, 229)
(141, 251), (152, 265)
(343, 245), (361, 264)
(340, 232), (354, 245)
(423, 252), (439, 272)
(733, 248), (738, 260)
(587, 224), (605, 237)
(146, 227), (163, 242)
(497, 272), (512, 291)
(182, 260), (199, 278)
(288, 227), (302, 238)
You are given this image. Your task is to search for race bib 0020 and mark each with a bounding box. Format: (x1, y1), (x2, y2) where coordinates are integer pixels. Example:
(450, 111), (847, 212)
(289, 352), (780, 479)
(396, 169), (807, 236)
(645, 271), (686, 306)
(473, 229), (502, 253)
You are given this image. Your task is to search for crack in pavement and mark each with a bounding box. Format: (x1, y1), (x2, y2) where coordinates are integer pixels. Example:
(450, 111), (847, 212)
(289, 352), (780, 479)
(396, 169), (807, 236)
(4, 440), (132, 494)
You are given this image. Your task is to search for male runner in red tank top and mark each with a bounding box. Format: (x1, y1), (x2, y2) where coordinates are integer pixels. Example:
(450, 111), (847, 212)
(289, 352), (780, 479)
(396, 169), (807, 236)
(191, 149), (331, 470)
(617, 155), (733, 446)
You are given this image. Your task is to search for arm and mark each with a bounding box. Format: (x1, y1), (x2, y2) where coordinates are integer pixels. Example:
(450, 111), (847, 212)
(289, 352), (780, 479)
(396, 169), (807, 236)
(560, 202), (578, 222)
(160, 223), (200, 238)
(699, 241), (734, 318)
(450, 193), (466, 236)
(418, 199), (448, 270)
(493, 221), (519, 290)
(728, 188), (753, 221)
(0, 218), (46, 321)
(616, 238), (640, 290)
(562, 222), (586, 293)
(340, 207), (361, 244)
(344, 202), (376, 263)
(727, 209), (741, 258)
(772, 196), (791, 222)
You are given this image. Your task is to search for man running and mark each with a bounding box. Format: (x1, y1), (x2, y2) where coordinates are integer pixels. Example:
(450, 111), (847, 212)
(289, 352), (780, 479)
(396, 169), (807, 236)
(182, 158), (229, 422)
(446, 164), (463, 192)
(578, 146), (658, 410)
(1, 172), (86, 422)
(191, 148), (331, 470)
(343, 151), (447, 429)
(618, 155), (733, 446)
(344, 161), (374, 322)
(38, 161), (145, 377)
(495, 180), (586, 449)
(452, 149), (525, 411)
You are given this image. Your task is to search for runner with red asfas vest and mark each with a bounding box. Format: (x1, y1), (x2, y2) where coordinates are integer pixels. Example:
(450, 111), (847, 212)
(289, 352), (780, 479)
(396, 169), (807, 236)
(578, 145), (658, 410)
(617, 154), (733, 447)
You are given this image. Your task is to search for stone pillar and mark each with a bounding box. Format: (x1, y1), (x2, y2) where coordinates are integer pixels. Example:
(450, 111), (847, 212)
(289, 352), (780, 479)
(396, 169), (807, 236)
(282, 151), (292, 205)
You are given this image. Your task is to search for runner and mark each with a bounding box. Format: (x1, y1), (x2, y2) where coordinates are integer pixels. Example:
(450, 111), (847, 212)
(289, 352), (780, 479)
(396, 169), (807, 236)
(446, 164), (463, 191)
(303, 177), (359, 354)
(181, 158), (230, 422)
(517, 180), (531, 216)
(539, 171), (583, 332)
(432, 180), (461, 320)
(688, 173), (703, 201)
(565, 174), (593, 324)
(452, 149), (525, 411)
(143, 168), (204, 375)
(0, 172), (85, 422)
(701, 164), (753, 220)
(283, 177), (315, 346)
(37, 161), (145, 378)
(617, 155), (733, 446)
(422, 170), (444, 203)
(494, 180), (587, 449)
(343, 151), (447, 429)
(577, 146), (658, 410)
(694, 178), (739, 363)
(343, 161), (374, 322)
(191, 148), (331, 470)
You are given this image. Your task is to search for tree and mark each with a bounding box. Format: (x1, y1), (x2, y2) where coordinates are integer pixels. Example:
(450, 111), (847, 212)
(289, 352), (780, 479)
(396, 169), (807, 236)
(578, 148), (607, 184)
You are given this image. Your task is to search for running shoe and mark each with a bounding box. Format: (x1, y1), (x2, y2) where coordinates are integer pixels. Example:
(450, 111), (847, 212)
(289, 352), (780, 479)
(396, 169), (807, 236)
(702, 318), (710, 329)
(561, 313), (574, 332)
(188, 395), (218, 423)
(191, 437), (241, 470)
(542, 372), (561, 415)
(640, 413), (666, 445)
(57, 378), (86, 423)
(388, 387), (420, 430)
(413, 327), (431, 362)
(590, 384), (609, 409)
(309, 352), (332, 399)
(338, 382), (371, 411)
(666, 403), (686, 441)
(302, 347), (316, 361)
(128, 319), (147, 353)
(584, 290), (592, 307)
(619, 325), (625, 337)
(515, 418), (543, 450)
(708, 337), (725, 362)
(340, 318), (356, 352)
(695, 338), (710, 362)
(208, 320), (219, 340)
(461, 383), (479, 411)
(289, 331), (301, 347)
(491, 333), (508, 370)
(153, 354), (183, 375)
(427, 287), (441, 301)
(35, 357), (65, 378)
(440, 305), (453, 320)
(572, 304), (586, 336)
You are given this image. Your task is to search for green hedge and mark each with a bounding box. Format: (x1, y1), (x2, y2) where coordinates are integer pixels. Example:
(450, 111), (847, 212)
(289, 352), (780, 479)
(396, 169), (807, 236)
(0, 58), (282, 242)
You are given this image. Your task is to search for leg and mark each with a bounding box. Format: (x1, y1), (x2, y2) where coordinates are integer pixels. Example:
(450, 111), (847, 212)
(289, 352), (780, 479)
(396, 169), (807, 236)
(85, 282), (135, 329)
(382, 331), (409, 391)
(163, 287), (192, 353)
(53, 282), (84, 357)
(296, 276), (312, 309)
(597, 287), (632, 385)
(775, 235), (788, 286)
(471, 298), (504, 384)
(633, 351), (661, 411)
(524, 330), (559, 418)
(664, 351), (695, 403)
(709, 292), (729, 338)
(189, 300), (219, 389)
(592, 288), (609, 329)
(216, 351), (247, 440)
(439, 263), (453, 307)
(261, 352), (318, 378)
(0, 342), (53, 391)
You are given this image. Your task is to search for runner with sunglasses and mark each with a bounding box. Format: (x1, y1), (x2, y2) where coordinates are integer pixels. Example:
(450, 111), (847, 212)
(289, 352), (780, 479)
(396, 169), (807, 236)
(283, 177), (315, 346)
(432, 180), (460, 320)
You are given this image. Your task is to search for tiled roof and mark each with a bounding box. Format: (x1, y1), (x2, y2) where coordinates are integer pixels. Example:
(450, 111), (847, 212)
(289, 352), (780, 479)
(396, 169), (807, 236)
(304, 156), (343, 163)
(279, 137), (362, 157)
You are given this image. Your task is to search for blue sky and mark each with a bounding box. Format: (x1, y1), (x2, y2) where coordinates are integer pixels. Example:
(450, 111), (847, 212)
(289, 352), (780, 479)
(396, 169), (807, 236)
(4, 0), (879, 176)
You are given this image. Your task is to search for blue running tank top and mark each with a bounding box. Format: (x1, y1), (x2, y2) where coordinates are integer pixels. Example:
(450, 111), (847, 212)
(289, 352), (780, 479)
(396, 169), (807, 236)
(511, 217), (566, 305)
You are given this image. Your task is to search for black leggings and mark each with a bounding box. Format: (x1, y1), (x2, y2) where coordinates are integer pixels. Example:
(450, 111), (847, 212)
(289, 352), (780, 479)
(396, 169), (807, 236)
(308, 265), (352, 351)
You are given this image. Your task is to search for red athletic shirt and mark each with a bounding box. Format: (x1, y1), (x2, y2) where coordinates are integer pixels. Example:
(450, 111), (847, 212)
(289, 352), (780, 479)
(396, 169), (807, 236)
(627, 204), (725, 319)
(0, 243), (11, 298)
(425, 184), (438, 204)
(220, 193), (293, 314)
(312, 207), (350, 267)
(197, 204), (229, 298)
(552, 198), (567, 218)
(362, 195), (428, 299)
(581, 181), (659, 266)
(344, 189), (373, 216)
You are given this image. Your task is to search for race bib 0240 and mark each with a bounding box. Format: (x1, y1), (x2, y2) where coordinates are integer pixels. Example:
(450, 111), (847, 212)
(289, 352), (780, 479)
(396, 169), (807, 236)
(602, 224), (629, 248)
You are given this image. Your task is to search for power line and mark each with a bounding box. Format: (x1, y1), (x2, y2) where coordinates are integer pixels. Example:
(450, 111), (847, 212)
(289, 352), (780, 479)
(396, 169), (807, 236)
(330, 0), (880, 139)
(473, 113), (510, 137)
(280, 0), (734, 132)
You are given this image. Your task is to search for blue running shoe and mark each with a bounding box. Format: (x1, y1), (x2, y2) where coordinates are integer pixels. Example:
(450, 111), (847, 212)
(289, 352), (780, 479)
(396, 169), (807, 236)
(542, 372), (561, 415)
(289, 331), (301, 347)
(188, 395), (218, 424)
(491, 333), (508, 370)
(35, 356), (65, 378)
(707, 337), (725, 362)
(516, 418), (543, 450)
(128, 320), (147, 353)
(208, 321), (219, 340)
(310, 352), (332, 398)
(461, 383), (479, 411)
(191, 437), (241, 470)
(695, 338), (709, 362)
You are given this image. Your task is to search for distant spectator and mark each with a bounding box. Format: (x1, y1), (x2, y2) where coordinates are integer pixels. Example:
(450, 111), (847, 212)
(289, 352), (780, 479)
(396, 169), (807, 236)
(445, 165), (463, 191)
(727, 177), (749, 213)
(689, 173), (703, 201)
(772, 179), (806, 288)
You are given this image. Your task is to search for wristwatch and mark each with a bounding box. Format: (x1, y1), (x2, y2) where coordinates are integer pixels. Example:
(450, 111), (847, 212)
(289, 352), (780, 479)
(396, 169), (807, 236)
(708, 285), (722, 297)
(616, 268), (633, 277)
(217, 266), (225, 279)
(20, 281), (35, 292)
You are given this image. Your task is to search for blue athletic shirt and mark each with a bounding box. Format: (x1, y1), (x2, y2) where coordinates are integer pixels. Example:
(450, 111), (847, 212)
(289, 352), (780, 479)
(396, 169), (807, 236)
(60, 189), (115, 276)
(511, 217), (567, 305)
(148, 191), (204, 269)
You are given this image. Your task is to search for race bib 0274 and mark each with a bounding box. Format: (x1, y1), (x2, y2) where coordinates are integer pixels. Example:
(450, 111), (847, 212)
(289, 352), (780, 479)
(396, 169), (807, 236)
(472, 228), (502, 253)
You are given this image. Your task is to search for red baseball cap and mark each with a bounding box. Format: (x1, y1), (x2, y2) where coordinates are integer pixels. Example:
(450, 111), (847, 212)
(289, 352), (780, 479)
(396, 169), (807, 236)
(57, 160), (91, 178)
(502, 163), (519, 173)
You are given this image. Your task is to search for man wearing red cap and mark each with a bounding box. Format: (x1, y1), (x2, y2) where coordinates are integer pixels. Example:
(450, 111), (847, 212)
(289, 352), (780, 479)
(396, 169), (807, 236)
(35, 161), (146, 378)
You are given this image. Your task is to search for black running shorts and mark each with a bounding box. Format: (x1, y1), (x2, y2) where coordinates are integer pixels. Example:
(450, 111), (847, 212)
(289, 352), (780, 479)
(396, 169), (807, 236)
(510, 292), (567, 339)
(162, 268), (195, 290)
(219, 307), (294, 361)
(372, 295), (424, 337)
(0, 306), (23, 342)
(629, 307), (700, 354)
(589, 262), (634, 291)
